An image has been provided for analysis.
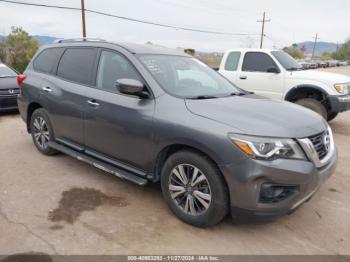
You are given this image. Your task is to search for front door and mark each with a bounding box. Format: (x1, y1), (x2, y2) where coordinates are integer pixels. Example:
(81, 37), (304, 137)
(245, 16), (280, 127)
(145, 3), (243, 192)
(84, 50), (155, 171)
(236, 51), (284, 100)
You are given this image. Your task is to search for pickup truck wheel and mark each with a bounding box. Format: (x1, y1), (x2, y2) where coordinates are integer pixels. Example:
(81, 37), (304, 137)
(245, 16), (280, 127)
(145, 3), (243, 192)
(327, 112), (338, 122)
(30, 108), (58, 156)
(295, 98), (327, 119)
(161, 150), (229, 228)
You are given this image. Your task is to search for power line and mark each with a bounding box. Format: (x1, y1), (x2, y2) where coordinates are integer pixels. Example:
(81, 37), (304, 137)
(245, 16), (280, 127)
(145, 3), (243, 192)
(0, 0), (260, 37)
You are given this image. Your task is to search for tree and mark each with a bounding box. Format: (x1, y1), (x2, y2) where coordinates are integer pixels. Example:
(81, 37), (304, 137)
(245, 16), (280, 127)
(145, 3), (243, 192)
(282, 47), (303, 59)
(332, 39), (350, 60)
(321, 52), (332, 60)
(0, 27), (39, 72)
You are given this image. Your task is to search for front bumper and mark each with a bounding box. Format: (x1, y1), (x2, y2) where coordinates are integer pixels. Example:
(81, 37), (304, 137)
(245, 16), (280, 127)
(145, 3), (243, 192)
(329, 95), (350, 113)
(219, 148), (337, 223)
(0, 95), (19, 112)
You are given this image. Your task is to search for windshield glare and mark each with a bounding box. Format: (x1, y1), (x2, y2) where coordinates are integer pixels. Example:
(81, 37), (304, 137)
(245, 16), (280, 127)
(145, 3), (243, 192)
(271, 51), (302, 70)
(0, 64), (17, 77)
(138, 55), (242, 98)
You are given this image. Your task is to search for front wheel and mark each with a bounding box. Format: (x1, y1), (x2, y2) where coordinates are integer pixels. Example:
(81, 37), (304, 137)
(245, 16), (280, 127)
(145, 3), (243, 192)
(161, 150), (229, 227)
(295, 98), (327, 120)
(327, 112), (338, 122)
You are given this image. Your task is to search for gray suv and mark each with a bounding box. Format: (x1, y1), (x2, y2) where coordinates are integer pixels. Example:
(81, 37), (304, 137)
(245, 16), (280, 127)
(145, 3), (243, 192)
(17, 39), (337, 227)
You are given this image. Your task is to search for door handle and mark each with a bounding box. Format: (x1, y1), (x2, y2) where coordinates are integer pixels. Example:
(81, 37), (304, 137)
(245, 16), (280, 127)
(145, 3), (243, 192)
(42, 86), (52, 92)
(239, 75), (247, 80)
(87, 99), (100, 107)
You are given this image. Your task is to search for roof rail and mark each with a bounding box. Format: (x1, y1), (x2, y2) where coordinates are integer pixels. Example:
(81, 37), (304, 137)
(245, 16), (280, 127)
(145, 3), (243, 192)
(54, 38), (107, 44)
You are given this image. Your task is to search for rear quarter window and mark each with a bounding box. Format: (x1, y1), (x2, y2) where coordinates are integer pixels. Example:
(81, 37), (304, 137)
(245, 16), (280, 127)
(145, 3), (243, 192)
(33, 48), (64, 74)
(57, 48), (97, 85)
(224, 52), (241, 71)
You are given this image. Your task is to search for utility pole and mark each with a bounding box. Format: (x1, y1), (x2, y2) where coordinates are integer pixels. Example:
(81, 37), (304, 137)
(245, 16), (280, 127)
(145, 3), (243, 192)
(257, 12), (270, 49)
(311, 33), (319, 60)
(81, 0), (87, 39)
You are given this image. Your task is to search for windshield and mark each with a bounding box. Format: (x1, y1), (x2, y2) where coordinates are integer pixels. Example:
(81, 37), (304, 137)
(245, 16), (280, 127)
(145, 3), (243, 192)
(271, 51), (302, 70)
(0, 64), (17, 77)
(138, 55), (242, 98)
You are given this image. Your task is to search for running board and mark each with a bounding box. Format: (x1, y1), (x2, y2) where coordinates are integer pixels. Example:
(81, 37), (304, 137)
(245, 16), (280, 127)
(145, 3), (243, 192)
(47, 141), (148, 186)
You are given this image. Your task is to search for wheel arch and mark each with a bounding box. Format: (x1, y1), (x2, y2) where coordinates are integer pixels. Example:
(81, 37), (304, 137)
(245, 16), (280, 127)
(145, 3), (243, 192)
(284, 84), (332, 112)
(26, 102), (43, 132)
(284, 84), (328, 102)
(152, 143), (231, 204)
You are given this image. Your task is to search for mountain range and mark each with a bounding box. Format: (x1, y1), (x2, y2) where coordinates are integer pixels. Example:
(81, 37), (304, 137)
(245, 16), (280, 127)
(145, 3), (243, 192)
(294, 41), (339, 56)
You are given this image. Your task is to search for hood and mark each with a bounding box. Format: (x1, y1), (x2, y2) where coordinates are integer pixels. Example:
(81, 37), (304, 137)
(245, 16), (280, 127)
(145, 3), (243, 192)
(0, 77), (18, 90)
(290, 70), (350, 84)
(185, 94), (327, 138)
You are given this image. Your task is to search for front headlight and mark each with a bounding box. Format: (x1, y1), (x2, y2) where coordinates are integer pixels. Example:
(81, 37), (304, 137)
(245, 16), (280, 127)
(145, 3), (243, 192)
(334, 83), (350, 95)
(229, 134), (306, 160)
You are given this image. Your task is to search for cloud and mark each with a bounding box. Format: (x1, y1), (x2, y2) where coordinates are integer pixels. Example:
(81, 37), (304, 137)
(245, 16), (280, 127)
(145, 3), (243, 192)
(0, 0), (349, 51)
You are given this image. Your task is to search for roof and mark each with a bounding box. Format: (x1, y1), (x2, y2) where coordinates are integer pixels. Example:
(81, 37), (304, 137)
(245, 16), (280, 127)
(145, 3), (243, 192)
(47, 38), (190, 56)
(114, 42), (190, 56)
(224, 48), (277, 53)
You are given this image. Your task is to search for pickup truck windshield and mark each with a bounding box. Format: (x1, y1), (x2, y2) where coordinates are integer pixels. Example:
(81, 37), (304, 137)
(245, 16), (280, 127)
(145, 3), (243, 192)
(0, 64), (17, 77)
(271, 51), (302, 71)
(138, 55), (242, 98)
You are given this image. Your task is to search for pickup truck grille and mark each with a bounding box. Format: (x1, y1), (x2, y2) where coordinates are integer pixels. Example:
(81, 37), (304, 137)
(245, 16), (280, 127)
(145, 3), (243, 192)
(308, 131), (330, 160)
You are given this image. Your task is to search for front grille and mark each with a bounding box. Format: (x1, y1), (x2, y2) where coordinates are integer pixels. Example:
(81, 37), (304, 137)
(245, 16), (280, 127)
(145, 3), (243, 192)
(0, 88), (20, 96)
(308, 131), (329, 160)
(0, 96), (18, 108)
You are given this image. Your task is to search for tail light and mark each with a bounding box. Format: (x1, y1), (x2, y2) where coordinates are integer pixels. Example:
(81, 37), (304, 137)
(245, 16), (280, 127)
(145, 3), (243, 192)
(17, 74), (27, 87)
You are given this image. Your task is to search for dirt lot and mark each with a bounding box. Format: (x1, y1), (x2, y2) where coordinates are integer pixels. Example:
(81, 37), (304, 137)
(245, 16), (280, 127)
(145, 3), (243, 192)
(0, 67), (350, 256)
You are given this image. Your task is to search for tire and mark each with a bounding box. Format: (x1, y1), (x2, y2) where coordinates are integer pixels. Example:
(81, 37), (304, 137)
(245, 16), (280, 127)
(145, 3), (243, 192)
(160, 150), (229, 227)
(30, 108), (58, 155)
(295, 98), (327, 120)
(327, 112), (338, 122)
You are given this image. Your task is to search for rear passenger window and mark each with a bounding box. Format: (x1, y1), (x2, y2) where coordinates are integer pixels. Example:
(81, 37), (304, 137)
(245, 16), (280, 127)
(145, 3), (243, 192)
(33, 48), (64, 74)
(224, 52), (241, 71)
(96, 50), (141, 93)
(242, 52), (278, 72)
(57, 48), (97, 85)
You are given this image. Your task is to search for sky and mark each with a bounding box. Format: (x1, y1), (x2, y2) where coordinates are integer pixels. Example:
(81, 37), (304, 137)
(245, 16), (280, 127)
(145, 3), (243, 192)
(0, 0), (349, 52)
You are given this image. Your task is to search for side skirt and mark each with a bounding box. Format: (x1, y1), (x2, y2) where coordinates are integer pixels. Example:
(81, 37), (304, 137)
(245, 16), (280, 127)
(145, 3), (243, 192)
(47, 141), (148, 186)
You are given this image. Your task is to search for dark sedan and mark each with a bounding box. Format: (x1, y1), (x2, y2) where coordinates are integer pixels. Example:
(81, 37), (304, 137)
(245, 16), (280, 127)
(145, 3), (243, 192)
(0, 63), (20, 112)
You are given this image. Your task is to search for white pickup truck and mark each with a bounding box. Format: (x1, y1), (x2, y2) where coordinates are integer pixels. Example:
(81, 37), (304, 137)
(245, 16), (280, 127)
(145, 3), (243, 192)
(218, 49), (350, 121)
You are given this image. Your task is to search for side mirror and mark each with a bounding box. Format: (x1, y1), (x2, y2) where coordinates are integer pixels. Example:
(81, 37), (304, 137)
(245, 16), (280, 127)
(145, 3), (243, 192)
(116, 79), (148, 98)
(267, 67), (280, 73)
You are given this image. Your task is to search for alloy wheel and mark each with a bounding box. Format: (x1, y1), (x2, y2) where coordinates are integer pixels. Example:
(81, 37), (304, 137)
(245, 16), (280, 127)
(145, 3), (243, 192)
(33, 116), (50, 149)
(169, 164), (211, 216)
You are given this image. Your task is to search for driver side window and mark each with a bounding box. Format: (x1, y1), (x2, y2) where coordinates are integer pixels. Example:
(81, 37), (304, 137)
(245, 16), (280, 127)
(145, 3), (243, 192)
(96, 50), (141, 93)
(242, 52), (278, 73)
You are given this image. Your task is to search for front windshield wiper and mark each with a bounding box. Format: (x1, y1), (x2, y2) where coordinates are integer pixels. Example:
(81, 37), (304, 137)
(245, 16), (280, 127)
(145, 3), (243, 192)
(286, 67), (301, 71)
(190, 95), (218, 99)
(225, 92), (247, 97)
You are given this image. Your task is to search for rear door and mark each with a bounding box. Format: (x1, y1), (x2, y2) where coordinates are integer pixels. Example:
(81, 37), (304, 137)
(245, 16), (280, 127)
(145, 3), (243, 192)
(84, 49), (155, 171)
(236, 52), (284, 99)
(40, 47), (98, 147)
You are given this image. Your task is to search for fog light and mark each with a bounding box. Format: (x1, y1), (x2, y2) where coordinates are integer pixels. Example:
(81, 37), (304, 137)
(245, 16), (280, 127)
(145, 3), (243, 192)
(259, 183), (299, 203)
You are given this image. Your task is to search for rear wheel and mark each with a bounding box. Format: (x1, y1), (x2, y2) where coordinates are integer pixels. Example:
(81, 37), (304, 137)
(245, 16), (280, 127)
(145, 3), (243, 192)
(295, 98), (327, 120)
(161, 150), (229, 227)
(30, 108), (58, 155)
